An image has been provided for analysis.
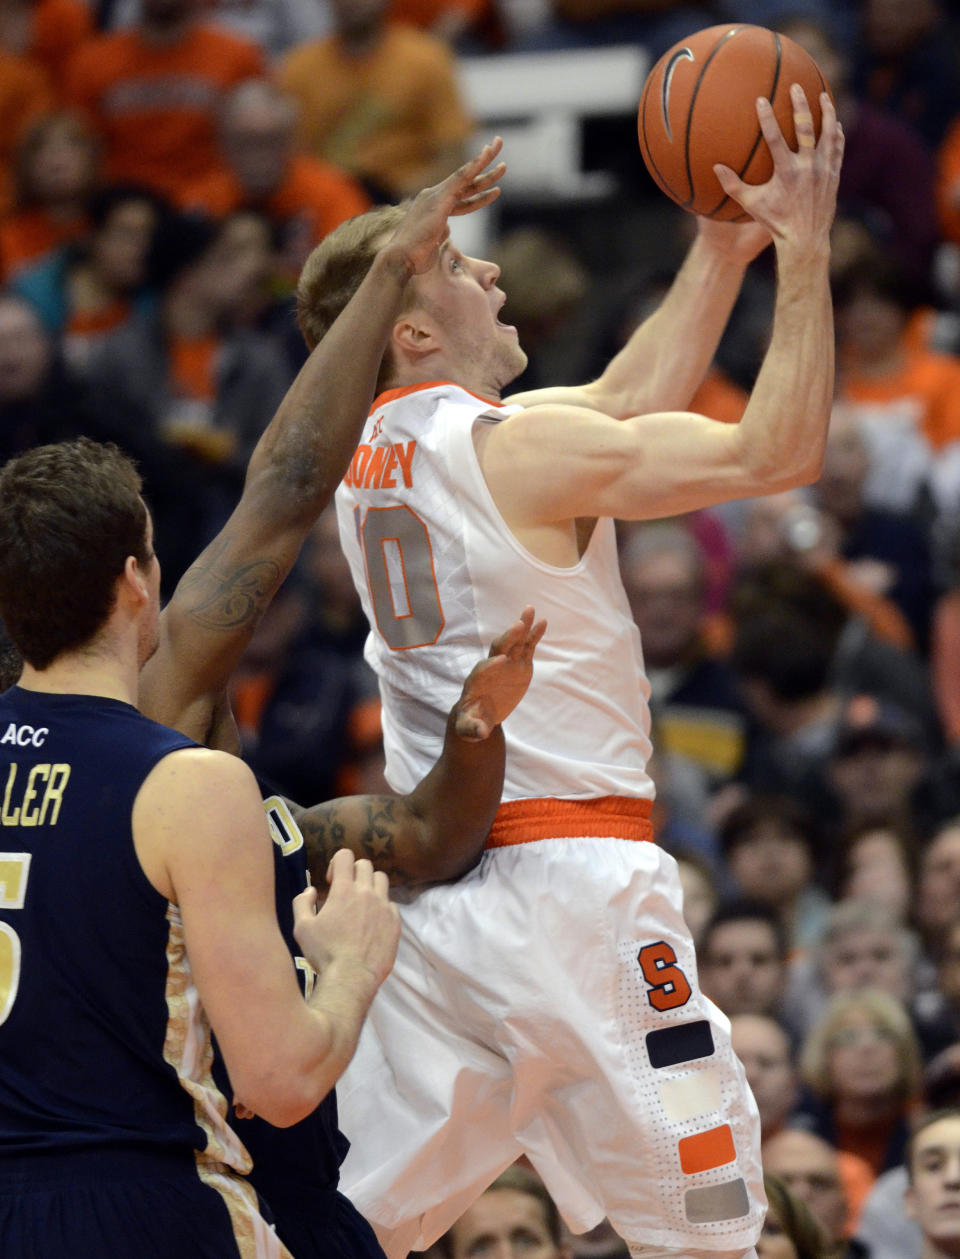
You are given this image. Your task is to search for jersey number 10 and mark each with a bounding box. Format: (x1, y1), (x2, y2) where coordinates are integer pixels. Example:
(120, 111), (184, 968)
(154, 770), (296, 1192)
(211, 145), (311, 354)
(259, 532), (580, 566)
(356, 505), (445, 650)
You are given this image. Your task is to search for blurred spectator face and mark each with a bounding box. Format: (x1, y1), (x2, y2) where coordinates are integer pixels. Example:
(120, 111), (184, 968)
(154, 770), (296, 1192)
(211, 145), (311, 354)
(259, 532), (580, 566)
(828, 739), (924, 826)
(906, 1114), (960, 1250)
(700, 919), (785, 1017)
(918, 825), (960, 943)
(731, 1014), (797, 1138)
(203, 212), (274, 319)
(821, 922), (911, 1002)
(222, 85), (296, 197)
(826, 1008), (902, 1105)
(762, 1130), (847, 1245)
(836, 285), (906, 361)
(329, 0), (390, 39)
(738, 491), (808, 567)
(621, 547), (702, 668)
(864, 0), (937, 57)
(814, 408), (869, 525)
(676, 857), (717, 948)
(0, 297), (51, 403)
(91, 198), (159, 292)
(445, 1188), (569, 1259)
(778, 20), (846, 99)
(18, 114), (98, 206)
(727, 823), (812, 909)
(305, 508), (364, 617)
(840, 828), (912, 919)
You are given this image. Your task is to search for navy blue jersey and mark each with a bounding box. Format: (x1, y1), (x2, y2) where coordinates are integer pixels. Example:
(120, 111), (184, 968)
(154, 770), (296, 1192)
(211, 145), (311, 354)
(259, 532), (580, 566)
(211, 791), (383, 1259)
(213, 793), (346, 1195)
(0, 687), (245, 1170)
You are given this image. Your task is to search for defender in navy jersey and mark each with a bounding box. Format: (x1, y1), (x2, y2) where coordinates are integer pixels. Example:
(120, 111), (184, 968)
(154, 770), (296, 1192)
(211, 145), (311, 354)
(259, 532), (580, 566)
(0, 440), (404, 1258)
(0, 143), (543, 1259)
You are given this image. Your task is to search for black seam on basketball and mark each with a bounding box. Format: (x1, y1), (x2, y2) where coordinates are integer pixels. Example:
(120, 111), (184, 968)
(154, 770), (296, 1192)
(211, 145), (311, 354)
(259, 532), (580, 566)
(639, 68), (677, 201)
(682, 26), (741, 209)
(701, 27), (782, 218)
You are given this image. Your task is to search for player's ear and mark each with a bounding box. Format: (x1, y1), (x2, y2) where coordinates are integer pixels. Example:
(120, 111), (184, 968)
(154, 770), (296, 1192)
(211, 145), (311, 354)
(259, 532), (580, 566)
(392, 312), (440, 359)
(122, 554), (149, 604)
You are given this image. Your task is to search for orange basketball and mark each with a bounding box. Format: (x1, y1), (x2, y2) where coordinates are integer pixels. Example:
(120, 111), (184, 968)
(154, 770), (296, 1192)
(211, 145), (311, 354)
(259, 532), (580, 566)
(637, 24), (832, 220)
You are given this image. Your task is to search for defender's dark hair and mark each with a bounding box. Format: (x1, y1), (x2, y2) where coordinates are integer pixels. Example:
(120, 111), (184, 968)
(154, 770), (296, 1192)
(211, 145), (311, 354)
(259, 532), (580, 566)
(0, 438), (150, 668)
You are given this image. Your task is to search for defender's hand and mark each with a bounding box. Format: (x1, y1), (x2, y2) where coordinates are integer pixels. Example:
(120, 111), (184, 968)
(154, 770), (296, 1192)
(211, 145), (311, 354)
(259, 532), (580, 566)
(454, 606), (547, 741)
(383, 138), (506, 278)
(713, 86), (844, 255)
(292, 849), (400, 987)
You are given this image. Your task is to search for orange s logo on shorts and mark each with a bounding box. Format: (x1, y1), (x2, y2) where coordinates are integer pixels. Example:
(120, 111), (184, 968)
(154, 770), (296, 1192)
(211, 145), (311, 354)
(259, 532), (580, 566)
(638, 941), (692, 1012)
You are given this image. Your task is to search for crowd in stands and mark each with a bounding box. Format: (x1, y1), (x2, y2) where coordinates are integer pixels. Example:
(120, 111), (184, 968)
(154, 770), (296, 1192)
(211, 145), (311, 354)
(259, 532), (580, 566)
(3, 0), (960, 1254)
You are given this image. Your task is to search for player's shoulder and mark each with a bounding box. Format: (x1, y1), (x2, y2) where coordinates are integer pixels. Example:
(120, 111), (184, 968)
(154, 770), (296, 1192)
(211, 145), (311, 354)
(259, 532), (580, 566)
(138, 745), (259, 815)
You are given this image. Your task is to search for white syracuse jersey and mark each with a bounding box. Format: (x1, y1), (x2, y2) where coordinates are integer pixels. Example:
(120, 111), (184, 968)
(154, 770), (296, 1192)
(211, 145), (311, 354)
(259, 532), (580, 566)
(334, 381), (654, 802)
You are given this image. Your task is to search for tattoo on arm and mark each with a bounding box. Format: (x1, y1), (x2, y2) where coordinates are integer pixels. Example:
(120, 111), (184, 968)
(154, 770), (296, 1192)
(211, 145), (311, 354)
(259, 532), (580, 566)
(179, 536), (283, 632)
(298, 796), (419, 888)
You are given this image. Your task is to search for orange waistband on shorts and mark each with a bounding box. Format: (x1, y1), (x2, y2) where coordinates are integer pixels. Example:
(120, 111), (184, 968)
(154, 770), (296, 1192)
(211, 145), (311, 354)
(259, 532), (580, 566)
(485, 795), (654, 849)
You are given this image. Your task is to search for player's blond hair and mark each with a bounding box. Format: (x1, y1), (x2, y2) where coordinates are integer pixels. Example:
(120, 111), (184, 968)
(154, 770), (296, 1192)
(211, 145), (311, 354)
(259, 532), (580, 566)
(296, 204), (410, 391)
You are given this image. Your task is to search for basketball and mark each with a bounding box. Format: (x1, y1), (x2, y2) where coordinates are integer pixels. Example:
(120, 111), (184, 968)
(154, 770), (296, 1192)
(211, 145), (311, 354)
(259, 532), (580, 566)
(637, 24), (832, 220)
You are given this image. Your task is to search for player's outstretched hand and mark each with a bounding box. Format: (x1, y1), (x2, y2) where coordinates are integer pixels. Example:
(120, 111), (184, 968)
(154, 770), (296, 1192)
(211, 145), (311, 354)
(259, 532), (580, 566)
(384, 137), (506, 277)
(712, 85), (844, 254)
(696, 214), (771, 265)
(453, 606), (547, 741)
(292, 849), (400, 987)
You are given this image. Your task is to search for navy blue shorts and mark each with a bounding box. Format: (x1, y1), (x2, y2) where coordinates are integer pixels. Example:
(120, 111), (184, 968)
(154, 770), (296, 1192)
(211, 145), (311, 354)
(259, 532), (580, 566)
(0, 1145), (284, 1259)
(267, 1185), (386, 1259)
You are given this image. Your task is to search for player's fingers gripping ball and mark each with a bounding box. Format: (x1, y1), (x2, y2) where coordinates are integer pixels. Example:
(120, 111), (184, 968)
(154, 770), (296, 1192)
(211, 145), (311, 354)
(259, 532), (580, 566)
(638, 23), (833, 220)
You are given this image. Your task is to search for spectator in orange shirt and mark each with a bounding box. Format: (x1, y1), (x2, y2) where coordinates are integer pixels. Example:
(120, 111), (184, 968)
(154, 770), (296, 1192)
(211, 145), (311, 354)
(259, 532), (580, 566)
(278, 0), (473, 202)
(65, 0), (264, 203)
(181, 79), (371, 278)
(0, 47), (53, 215)
(834, 251), (960, 522)
(0, 110), (98, 283)
(0, 0), (92, 88)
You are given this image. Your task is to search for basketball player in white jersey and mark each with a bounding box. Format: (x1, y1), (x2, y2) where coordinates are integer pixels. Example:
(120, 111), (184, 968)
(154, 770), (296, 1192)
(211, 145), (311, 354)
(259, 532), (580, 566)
(296, 88), (844, 1259)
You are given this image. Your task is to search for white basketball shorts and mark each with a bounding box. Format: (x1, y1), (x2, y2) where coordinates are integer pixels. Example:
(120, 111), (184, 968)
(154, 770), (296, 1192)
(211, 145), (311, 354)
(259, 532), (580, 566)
(336, 831), (765, 1257)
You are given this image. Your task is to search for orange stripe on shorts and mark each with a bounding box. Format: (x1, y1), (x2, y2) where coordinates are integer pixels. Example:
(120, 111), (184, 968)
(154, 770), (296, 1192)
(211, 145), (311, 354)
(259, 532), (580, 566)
(678, 1124), (737, 1176)
(486, 796), (654, 848)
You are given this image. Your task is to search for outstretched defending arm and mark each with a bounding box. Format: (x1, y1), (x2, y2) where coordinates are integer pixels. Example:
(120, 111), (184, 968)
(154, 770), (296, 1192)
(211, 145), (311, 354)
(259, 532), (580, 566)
(290, 608), (546, 888)
(139, 140), (507, 744)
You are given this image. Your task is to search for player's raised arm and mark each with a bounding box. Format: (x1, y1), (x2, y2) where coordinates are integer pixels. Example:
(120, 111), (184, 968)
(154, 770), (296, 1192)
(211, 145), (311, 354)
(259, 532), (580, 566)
(139, 139), (507, 743)
(483, 88), (843, 523)
(134, 748), (400, 1128)
(507, 214), (770, 419)
(289, 608), (546, 888)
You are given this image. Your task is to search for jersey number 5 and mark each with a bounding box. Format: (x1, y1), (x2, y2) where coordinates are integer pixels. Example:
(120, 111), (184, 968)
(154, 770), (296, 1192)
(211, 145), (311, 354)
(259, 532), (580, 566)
(0, 852), (31, 1025)
(638, 940), (692, 1012)
(358, 505), (444, 650)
